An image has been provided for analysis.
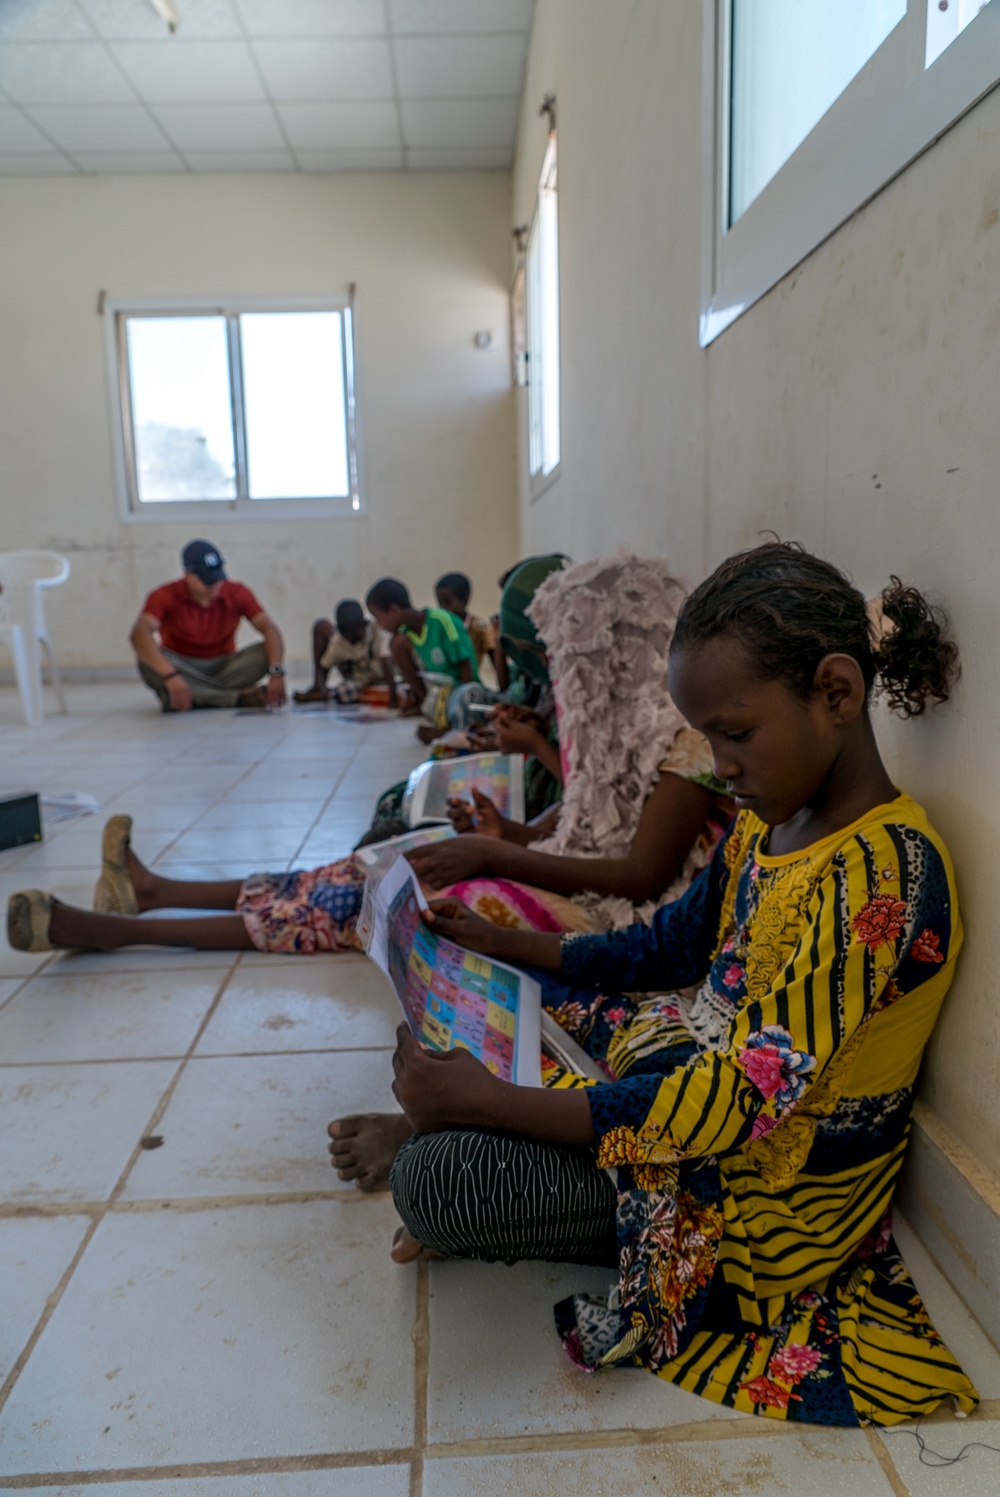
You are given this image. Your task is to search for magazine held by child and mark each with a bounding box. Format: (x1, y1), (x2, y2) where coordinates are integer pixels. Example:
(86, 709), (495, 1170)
(401, 752), (525, 827)
(354, 823), (455, 869)
(358, 852), (542, 1087)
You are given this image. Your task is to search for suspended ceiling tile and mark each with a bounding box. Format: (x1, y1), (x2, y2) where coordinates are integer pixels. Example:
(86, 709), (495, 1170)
(295, 147), (405, 171)
(152, 102), (286, 150)
(0, 43), (136, 105)
(80, 0), (243, 40)
(406, 145), (511, 169)
(253, 38), (395, 101)
(235, 0), (391, 38)
(278, 100), (401, 150)
(183, 148), (297, 171)
(0, 0), (95, 43)
(388, 0), (534, 34)
(0, 151), (77, 174)
(110, 40), (267, 103)
(394, 34), (527, 98)
(73, 150), (186, 173)
(25, 104), (172, 153)
(400, 96), (517, 148)
(0, 105), (53, 153)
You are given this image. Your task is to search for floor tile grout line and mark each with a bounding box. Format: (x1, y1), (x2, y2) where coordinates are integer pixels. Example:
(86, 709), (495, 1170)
(287, 728), (372, 865)
(0, 1044), (396, 1069)
(0, 1190), (390, 1218)
(0, 955), (243, 1414)
(0, 1413), (852, 1487)
(103, 956), (245, 1211)
(0, 969), (42, 1017)
(133, 750), (278, 865)
(0, 1453), (418, 1488)
(865, 1426), (912, 1496)
(411, 1258), (430, 1497)
(0, 1208), (104, 1419)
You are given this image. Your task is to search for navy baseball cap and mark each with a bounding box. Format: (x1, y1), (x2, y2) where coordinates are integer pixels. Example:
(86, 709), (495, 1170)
(182, 540), (226, 584)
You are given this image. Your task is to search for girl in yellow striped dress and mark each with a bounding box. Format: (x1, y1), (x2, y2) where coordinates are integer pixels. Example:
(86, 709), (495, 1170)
(385, 540), (978, 1428)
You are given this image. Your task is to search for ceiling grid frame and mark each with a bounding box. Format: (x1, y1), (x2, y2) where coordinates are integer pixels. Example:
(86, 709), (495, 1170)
(0, 0), (535, 174)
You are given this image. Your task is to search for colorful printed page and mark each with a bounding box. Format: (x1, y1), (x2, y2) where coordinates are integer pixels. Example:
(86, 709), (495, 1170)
(402, 752), (525, 827)
(358, 853), (541, 1088)
(355, 824), (455, 869)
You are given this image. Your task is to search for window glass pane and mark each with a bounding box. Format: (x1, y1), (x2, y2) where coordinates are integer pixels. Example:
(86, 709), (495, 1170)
(527, 149), (560, 480)
(240, 311), (348, 500)
(126, 316), (236, 502)
(926, 0), (993, 68)
(730, 0), (907, 224)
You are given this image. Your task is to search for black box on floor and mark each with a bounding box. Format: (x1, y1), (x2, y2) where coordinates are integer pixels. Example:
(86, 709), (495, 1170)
(0, 792), (42, 852)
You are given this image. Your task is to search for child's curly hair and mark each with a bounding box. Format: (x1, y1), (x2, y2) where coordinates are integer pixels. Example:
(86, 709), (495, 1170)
(671, 541), (959, 717)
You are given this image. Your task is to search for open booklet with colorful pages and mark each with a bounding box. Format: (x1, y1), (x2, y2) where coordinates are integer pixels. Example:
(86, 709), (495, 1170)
(354, 823), (455, 869)
(358, 851), (541, 1087)
(401, 752), (525, 827)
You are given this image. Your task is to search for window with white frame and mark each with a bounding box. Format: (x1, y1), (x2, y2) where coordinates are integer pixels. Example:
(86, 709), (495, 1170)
(526, 135), (561, 491)
(702, 0), (1000, 343)
(109, 301), (360, 515)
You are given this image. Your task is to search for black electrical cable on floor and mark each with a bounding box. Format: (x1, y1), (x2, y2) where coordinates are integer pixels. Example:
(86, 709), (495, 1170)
(886, 1416), (1000, 1468)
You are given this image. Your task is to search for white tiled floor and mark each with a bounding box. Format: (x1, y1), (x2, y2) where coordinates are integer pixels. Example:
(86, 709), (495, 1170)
(0, 682), (999, 1494)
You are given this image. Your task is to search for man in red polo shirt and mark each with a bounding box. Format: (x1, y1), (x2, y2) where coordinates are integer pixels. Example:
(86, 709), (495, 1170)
(130, 540), (286, 711)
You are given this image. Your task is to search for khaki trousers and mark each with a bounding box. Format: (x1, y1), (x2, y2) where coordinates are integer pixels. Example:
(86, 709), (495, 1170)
(139, 643), (268, 710)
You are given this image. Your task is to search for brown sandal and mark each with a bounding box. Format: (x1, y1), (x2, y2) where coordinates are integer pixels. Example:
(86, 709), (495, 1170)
(93, 814), (138, 916)
(7, 890), (55, 953)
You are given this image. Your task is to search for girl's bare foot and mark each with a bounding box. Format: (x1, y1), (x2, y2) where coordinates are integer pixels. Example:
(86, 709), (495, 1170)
(391, 1226), (444, 1264)
(327, 1113), (414, 1192)
(125, 841), (161, 913)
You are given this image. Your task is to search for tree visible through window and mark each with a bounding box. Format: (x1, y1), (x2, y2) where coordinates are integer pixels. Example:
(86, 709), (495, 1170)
(117, 305), (359, 510)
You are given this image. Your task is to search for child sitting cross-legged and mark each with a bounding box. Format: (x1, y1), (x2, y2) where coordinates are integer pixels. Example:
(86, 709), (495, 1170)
(330, 541), (979, 1429)
(365, 576), (479, 732)
(293, 599), (396, 706)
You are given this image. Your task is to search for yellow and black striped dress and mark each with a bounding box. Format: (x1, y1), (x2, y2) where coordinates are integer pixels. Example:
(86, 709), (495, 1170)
(546, 794), (979, 1425)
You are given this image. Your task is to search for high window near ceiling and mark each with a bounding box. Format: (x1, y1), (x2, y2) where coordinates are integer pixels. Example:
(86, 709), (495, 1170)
(525, 134), (561, 497)
(106, 300), (361, 520)
(702, 0), (999, 343)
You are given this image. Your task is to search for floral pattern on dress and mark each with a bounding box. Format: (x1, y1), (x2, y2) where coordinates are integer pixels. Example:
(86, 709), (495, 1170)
(616, 1173), (725, 1368)
(852, 893), (908, 951)
(737, 1025), (816, 1111)
(236, 855), (366, 954)
(553, 804), (976, 1427)
(911, 928), (944, 964)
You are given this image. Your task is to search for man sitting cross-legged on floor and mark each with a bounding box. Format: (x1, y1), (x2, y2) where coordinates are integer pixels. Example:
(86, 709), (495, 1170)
(130, 539), (286, 712)
(293, 599), (397, 706)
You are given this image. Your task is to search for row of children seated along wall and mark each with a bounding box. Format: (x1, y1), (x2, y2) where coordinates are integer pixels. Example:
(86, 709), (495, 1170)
(8, 544), (983, 1434)
(295, 567), (534, 744)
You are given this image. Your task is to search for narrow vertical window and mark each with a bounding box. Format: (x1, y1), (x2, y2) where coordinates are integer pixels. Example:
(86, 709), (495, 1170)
(526, 136), (561, 488)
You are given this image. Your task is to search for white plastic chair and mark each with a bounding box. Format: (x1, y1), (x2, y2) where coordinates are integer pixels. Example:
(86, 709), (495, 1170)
(0, 550), (70, 724)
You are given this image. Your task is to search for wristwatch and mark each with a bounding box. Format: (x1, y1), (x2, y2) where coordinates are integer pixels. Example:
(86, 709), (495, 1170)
(267, 664), (286, 677)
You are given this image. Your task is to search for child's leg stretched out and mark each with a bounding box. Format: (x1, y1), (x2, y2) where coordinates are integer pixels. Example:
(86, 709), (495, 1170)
(7, 815), (367, 956)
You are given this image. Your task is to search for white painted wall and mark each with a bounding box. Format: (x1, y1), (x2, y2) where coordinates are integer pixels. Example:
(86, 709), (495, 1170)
(0, 171), (517, 668)
(514, 2), (1000, 1170)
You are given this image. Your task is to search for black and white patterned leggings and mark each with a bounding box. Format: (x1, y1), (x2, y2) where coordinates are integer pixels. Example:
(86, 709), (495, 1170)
(390, 1129), (618, 1267)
